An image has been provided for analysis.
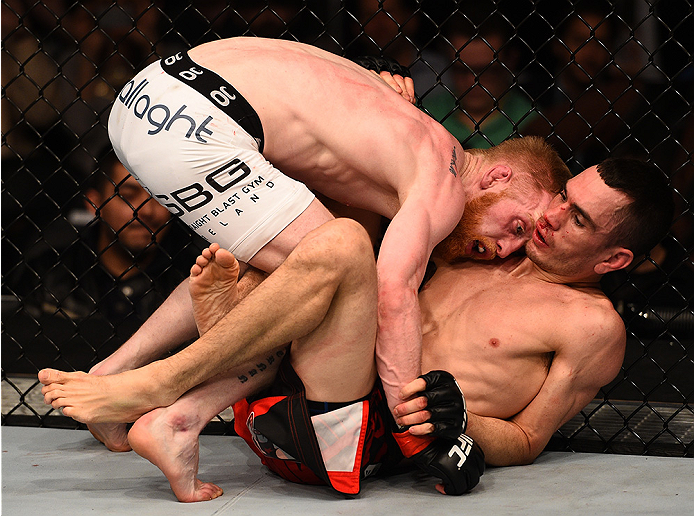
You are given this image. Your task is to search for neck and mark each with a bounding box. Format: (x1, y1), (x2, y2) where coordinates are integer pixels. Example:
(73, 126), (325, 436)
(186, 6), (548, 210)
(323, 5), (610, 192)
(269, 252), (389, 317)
(459, 153), (483, 197)
(516, 258), (603, 291)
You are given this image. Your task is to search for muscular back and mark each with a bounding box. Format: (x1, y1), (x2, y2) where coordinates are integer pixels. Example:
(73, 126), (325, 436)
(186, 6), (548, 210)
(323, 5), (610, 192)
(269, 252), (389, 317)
(419, 257), (626, 421)
(189, 38), (463, 219)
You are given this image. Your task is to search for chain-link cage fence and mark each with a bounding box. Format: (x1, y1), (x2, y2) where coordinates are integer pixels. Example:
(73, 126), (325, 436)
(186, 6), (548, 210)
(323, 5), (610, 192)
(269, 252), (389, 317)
(2, 0), (692, 457)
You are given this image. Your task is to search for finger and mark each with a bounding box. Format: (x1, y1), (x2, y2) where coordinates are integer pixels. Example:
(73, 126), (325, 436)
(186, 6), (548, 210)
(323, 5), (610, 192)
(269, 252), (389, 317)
(403, 77), (415, 103)
(395, 410), (431, 426)
(435, 483), (446, 495)
(394, 410), (431, 427)
(392, 75), (414, 102)
(405, 422), (435, 436)
(393, 395), (428, 416)
(399, 377), (427, 400)
(392, 74), (407, 92)
(379, 71), (403, 93)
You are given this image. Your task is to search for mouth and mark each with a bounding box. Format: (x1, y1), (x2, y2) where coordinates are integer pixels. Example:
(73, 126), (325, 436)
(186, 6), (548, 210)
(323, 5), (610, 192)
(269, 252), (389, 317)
(533, 224), (548, 247)
(466, 239), (495, 260)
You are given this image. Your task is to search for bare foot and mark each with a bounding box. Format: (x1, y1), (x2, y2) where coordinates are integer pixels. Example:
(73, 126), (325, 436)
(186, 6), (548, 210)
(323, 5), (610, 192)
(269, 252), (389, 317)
(128, 407), (223, 502)
(88, 422), (131, 452)
(85, 362), (132, 452)
(39, 367), (173, 424)
(122, 244), (245, 502)
(189, 243), (240, 335)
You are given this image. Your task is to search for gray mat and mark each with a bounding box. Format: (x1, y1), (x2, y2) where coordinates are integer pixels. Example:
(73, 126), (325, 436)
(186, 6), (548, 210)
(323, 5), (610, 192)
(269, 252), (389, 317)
(2, 427), (692, 515)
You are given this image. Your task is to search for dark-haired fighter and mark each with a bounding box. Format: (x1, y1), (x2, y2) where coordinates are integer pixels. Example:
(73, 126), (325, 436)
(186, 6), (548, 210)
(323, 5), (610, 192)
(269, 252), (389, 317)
(41, 160), (673, 502)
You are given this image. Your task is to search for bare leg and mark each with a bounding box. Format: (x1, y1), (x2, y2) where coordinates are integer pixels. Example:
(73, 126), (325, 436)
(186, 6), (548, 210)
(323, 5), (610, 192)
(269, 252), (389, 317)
(128, 243), (269, 502)
(39, 219), (374, 423)
(83, 279), (198, 450)
(70, 200), (330, 446)
(86, 254), (268, 449)
(129, 220), (376, 502)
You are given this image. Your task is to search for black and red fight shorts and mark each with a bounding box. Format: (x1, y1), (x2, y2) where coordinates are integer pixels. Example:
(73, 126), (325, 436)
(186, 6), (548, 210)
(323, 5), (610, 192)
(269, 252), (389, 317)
(233, 352), (402, 495)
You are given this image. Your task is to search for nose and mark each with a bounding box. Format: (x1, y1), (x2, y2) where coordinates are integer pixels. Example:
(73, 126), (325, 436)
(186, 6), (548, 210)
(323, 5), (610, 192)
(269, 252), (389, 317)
(495, 236), (526, 258)
(543, 203), (566, 230)
(134, 197), (169, 229)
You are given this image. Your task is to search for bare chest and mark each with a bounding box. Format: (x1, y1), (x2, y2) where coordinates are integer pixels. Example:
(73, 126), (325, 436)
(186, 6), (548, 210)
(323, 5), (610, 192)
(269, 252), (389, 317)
(419, 265), (561, 417)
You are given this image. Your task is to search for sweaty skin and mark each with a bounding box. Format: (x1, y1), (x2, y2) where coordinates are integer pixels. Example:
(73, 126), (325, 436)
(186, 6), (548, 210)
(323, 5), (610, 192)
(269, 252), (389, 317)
(40, 167), (639, 498)
(189, 38), (470, 415)
(127, 220), (380, 501)
(397, 168), (632, 465)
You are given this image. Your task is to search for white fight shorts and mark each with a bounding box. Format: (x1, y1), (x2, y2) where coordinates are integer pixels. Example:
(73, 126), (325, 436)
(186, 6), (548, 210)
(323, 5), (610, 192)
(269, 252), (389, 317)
(108, 51), (315, 262)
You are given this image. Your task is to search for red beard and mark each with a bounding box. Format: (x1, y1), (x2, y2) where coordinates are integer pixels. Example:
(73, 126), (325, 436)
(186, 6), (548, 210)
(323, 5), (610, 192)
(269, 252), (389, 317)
(434, 191), (506, 262)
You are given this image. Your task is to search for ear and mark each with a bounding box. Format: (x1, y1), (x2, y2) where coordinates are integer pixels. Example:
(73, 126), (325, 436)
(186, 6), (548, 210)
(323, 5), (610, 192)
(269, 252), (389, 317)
(480, 165), (512, 190)
(594, 248), (633, 275)
(84, 188), (101, 215)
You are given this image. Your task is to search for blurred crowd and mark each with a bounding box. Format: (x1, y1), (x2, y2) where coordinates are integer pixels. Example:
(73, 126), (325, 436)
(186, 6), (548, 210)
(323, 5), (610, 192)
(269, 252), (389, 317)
(2, 0), (692, 374)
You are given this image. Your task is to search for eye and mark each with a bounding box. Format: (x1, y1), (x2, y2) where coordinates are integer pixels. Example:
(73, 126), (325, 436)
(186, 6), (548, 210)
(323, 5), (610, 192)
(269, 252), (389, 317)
(573, 215), (584, 227)
(515, 222), (524, 236)
(559, 189), (567, 202)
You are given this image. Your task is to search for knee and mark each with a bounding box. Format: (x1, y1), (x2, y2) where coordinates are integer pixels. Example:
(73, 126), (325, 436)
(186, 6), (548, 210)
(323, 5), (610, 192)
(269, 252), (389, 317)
(318, 218), (373, 263)
(294, 218), (375, 274)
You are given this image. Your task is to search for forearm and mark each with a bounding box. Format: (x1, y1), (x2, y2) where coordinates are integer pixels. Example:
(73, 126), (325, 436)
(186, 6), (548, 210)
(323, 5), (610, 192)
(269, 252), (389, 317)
(466, 412), (540, 466)
(376, 293), (423, 414)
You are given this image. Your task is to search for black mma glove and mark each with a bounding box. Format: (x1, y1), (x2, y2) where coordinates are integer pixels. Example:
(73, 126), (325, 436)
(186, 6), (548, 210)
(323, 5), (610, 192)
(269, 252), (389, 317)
(352, 55), (411, 78)
(419, 370), (467, 440)
(410, 433), (485, 495)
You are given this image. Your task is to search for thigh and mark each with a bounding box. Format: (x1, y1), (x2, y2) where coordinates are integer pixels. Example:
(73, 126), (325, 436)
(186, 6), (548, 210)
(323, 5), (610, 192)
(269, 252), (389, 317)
(247, 198), (334, 272)
(288, 220), (378, 403)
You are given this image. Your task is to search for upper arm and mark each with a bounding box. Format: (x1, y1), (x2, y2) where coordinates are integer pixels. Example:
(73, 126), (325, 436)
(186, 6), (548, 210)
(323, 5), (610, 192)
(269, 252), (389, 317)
(507, 307), (626, 462)
(377, 187), (464, 293)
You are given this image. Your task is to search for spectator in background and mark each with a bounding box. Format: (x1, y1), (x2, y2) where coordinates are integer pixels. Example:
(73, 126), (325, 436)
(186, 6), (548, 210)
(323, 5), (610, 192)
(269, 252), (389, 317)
(522, 1), (647, 172)
(348, 0), (447, 97)
(1, 0), (79, 261)
(421, 13), (537, 148)
(3, 152), (203, 373)
(58, 0), (164, 174)
(521, 1), (690, 337)
(2, 0), (167, 285)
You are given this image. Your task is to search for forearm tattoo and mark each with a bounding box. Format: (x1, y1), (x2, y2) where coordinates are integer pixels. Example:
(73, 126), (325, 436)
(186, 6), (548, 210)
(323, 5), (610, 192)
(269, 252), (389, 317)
(237, 348), (286, 383)
(449, 147), (458, 177)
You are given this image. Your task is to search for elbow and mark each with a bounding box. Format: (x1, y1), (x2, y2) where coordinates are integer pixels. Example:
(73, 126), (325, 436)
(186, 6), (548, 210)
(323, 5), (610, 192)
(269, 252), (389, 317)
(517, 437), (547, 466)
(376, 276), (417, 322)
(486, 424), (542, 467)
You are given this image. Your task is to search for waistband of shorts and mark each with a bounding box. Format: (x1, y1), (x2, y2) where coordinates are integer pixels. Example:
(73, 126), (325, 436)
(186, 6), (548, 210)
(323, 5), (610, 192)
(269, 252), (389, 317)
(307, 392), (372, 416)
(159, 50), (265, 152)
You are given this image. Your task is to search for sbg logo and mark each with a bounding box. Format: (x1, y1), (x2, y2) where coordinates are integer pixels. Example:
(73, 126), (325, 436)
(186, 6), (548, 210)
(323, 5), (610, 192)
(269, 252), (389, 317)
(156, 158), (252, 217)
